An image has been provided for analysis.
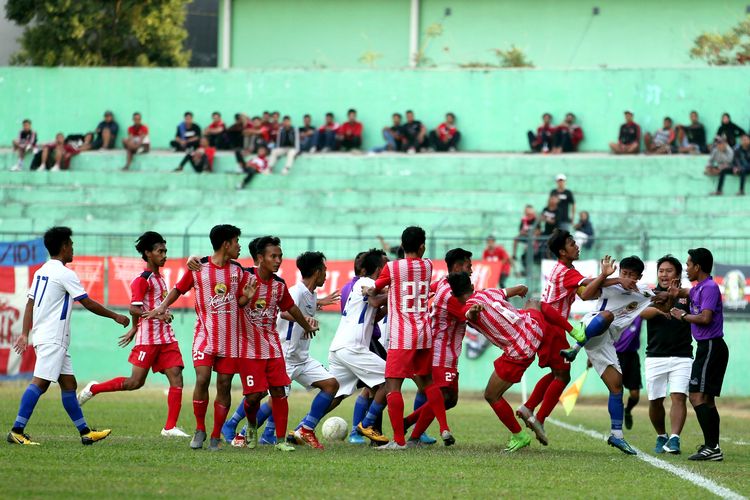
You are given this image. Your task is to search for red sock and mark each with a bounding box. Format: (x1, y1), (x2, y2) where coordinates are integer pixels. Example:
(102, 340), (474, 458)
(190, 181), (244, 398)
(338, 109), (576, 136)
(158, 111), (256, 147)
(271, 396), (289, 439)
(386, 392), (406, 445)
(211, 402), (229, 439)
(404, 405), (426, 429)
(425, 384), (449, 433)
(164, 387), (182, 430)
(90, 377), (126, 395)
(193, 400), (208, 432)
(410, 406), (435, 440)
(491, 398), (522, 433)
(541, 303), (572, 332)
(244, 398), (259, 427)
(537, 377), (568, 424)
(524, 372), (554, 411)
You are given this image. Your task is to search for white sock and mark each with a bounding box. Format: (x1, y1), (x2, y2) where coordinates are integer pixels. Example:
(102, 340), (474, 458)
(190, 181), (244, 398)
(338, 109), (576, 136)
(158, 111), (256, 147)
(611, 429), (624, 439)
(669, 434), (679, 439)
(658, 433), (668, 439)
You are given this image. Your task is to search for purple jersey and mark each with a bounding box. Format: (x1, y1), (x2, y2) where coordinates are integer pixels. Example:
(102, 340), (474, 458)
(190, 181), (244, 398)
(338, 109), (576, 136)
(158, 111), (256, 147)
(614, 317), (642, 353)
(340, 276), (359, 314)
(688, 277), (724, 340)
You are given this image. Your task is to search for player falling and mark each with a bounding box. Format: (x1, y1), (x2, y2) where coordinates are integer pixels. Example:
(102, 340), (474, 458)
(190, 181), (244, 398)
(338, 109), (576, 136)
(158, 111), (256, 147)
(77, 231), (189, 437)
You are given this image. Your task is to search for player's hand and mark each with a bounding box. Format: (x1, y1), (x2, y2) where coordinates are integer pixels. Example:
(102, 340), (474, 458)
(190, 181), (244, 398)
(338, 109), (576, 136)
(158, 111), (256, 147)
(600, 255), (617, 277)
(669, 307), (686, 320)
(243, 276), (258, 299)
(114, 314), (130, 328)
(13, 334), (28, 355)
(303, 321), (320, 339)
(364, 286), (377, 297)
(619, 277), (638, 291)
(465, 304), (483, 322)
(118, 328), (137, 348)
(516, 285), (528, 298)
(186, 255), (202, 272)
(317, 289), (341, 307)
(143, 307), (165, 320)
(668, 279), (681, 299)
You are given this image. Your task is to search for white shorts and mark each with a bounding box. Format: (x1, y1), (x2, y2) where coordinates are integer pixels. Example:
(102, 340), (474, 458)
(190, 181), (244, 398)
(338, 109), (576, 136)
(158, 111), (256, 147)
(286, 357), (332, 391)
(328, 347), (386, 398)
(33, 343), (74, 382)
(645, 356), (692, 400)
(583, 333), (620, 377)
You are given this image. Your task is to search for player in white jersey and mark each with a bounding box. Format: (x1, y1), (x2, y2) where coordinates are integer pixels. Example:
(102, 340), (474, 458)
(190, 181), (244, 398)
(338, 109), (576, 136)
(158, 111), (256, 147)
(7, 227), (130, 446)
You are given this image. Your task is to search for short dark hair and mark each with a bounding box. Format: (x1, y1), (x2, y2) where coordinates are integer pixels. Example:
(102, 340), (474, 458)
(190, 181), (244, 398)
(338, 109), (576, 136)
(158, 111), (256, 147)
(184, 111), (193, 118)
(256, 235), (281, 256)
(547, 229), (572, 258)
(212, 111), (221, 116)
(447, 272), (473, 297)
(392, 112), (402, 119)
(446, 112), (455, 120)
(272, 111), (280, 116)
(248, 237), (261, 260)
(303, 114), (311, 119)
(22, 119), (31, 124)
(209, 224), (241, 251)
(348, 108), (356, 114)
(44, 226), (73, 256)
(657, 254), (682, 277)
(353, 251), (367, 274)
(282, 115), (290, 120)
(405, 109), (414, 114)
(664, 116), (672, 123)
(445, 248), (472, 270)
(234, 113), (241, 120)
(252, 115), (261, 121)
(543, 112), (552, 119)
(325, 112), (334, 118)
(135, 231), (166, 262)
(296, 251), (326, 278)
(619, 255), (644, 275)
(133, 112), (141, 118)
(361, 249), (386, 276)
(401, 226), (426, 254)
(690, 110), (698, 115)
(688, 248), (713, 274)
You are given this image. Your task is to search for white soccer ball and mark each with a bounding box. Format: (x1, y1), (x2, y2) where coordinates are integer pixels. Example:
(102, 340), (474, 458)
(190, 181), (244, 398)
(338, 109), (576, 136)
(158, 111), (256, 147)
(321, 416), (349, 441)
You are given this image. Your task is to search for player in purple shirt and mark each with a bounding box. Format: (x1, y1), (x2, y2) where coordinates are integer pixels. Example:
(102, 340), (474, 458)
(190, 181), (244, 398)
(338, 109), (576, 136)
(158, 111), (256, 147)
(668, 248), (728, 461)
(614, 317), (642, 430)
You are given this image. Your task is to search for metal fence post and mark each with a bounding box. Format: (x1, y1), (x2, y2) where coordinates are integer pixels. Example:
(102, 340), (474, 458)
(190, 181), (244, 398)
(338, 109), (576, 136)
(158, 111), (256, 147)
(641, 231), (649, 261)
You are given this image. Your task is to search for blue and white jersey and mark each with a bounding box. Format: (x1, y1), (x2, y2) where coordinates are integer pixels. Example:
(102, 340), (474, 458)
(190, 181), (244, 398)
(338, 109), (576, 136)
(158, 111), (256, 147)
(583, 283), (654, 340)
(330, 277), (378, 352)
(277, 283), (317, 364)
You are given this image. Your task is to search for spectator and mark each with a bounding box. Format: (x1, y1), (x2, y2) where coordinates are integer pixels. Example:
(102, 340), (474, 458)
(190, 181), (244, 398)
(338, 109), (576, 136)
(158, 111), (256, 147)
(539, 193), (559, 237)
(644, 117), (676, 155)
(175, 136), (215, 174)
(336, 108), (363, 151)
(527, 113), (554, 153)
(121, 112), (150, 171)
(550, 174), (575, 232)
(317, 112), (339, 151)
(676, 111), (707, 154)
(170, 111), (201, 152)
(376, 235), (403, 258)
(371, 113), (405, 153)
(574, 211), (595, 250)
(204, 112), (227, 149)
(242, 116), (268, 153)
(268, 111), (281, 146)
(609, 110), (641, 154)
(91, 111), (119, 150)
(429, 112), (461, 152)
(715, 113), (745, 149)
(402, 110), (427, 153)
(226, 113), (247, 150)
(298, 114), (318, 153)
(10, 119), (37, 171)
(552, 113), (584, 153)
(482, 235), (511, 287)
(236, 144), (270, 189)
(713, 134), (750, 196)
(512, 204), (537, 262)
(65, 132), (94, 153)
(704, 137), (734, 176)
(261, 111), (271, 127)
(34, 133), (80, 171)
(268, 115), (300, 175)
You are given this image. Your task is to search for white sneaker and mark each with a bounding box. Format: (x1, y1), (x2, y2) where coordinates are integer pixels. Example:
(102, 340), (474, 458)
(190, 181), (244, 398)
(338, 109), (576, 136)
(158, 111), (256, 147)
(77, 381), (98, 406)
(374, 440), (407, 451)
(281, 168), (290, 176)
(50, 164), (61, 171)
(161, 427), (190, 438)
(231, 435), (247, 448)
(10, 164), (22, 172)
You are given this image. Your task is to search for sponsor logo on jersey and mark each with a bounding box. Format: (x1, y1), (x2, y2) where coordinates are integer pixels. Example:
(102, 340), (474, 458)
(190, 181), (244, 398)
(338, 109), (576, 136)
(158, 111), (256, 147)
(214, 283), (227, 296)
(255, 298), (266, 310)
(626, 301), (638, 311)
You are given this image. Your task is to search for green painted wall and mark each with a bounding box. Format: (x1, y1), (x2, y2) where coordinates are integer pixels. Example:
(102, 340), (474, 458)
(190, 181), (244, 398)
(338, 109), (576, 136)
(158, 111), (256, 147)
(2, 67), (749, 152)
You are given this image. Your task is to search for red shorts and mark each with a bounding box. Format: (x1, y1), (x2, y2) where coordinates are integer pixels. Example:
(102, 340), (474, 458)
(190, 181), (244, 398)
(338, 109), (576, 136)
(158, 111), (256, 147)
(535, 323), (571, 372)
(237, 357), (291, 394)
(432, 366), (459, 391)
(385, 348), (432, 379)
(191, 348), (236, 374)
(494, 354), (534, 384)
(128, 342), (184, 373)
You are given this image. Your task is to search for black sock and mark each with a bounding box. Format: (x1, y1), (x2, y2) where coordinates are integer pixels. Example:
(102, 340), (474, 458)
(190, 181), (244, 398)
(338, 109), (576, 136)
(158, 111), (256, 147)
(706, 406), (721, 448)
(693, 404), (712, 446)
(626, 397), (638, 412)
(79, 426), (91, 436)
(11, 426), (24, 434)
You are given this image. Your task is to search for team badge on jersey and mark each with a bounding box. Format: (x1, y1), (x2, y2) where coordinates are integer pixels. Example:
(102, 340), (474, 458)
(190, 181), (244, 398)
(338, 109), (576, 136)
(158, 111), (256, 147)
(231, 272), (239, 284)
(626, 301), (638, 311)
(214, 283), (227, 296)
(255, 298), (267, 310)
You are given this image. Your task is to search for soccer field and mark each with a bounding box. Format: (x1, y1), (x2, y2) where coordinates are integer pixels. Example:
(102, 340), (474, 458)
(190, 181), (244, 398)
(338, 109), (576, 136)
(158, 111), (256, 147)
(1, 385), (748, 499)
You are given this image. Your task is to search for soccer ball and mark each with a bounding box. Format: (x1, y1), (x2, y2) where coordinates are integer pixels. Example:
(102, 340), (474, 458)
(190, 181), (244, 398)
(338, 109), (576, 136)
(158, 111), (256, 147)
(321, 417), (349, 441)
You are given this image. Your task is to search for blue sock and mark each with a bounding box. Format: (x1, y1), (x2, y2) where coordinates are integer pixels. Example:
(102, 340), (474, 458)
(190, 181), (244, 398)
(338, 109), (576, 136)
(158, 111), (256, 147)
(608, 392), (624, 434)
(256, 402), (272, 428)
(262, 416), (275, 440)
(61, 390), (88, 433)
(413, 391), (428, 411)
(350, 395), (370, 434)
(301, 391), (334, 430)
(361, 402), (386, 429)
(225, 402), (246, 430)
(584, 314), (610, 340)
(13, 384), (44, 431)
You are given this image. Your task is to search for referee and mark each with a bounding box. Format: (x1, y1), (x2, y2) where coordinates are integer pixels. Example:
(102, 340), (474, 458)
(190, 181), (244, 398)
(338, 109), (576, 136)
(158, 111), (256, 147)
(669, 248), (729, 461)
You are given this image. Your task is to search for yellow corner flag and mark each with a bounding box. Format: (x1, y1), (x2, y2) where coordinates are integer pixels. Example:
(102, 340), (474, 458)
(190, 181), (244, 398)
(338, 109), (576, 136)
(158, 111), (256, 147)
(559, 368), (589, 416)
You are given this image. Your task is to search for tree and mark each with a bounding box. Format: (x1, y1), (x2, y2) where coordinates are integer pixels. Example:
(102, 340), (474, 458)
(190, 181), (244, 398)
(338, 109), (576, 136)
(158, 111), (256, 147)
(5, 0), (190, 67)
(690, 15), (750, 65)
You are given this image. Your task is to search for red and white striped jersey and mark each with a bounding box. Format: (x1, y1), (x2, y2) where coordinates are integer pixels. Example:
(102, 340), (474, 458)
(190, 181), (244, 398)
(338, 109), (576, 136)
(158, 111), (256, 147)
(431, 277), (466, 369)
(374, 258), (433, 350)
(466, 288), (543, 360)
(131, 269), (176, 345)
(240, 267), (295, 360)
(175, 257), (246, 357)
(541, 260), (586, 319)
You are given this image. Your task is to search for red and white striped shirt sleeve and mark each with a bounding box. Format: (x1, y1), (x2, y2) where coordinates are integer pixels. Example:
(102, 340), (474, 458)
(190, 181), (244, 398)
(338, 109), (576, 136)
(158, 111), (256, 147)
(130, 276), (149, 306)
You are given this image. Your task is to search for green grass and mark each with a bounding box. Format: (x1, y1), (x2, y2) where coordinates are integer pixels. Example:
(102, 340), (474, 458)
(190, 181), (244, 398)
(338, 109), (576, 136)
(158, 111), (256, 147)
(1, 384), (748, 499)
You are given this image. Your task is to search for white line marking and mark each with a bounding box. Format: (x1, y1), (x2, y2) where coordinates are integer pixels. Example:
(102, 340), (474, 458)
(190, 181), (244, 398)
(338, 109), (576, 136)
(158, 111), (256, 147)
(720, 438), (749, 446)
(547, 418), (746, 500)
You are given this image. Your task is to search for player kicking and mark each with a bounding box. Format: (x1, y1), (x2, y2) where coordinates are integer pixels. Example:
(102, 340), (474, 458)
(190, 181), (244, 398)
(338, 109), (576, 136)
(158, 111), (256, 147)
(77, 231), (189, 437)
(8, 226), (129, 446)
(366, 226), (453, 450)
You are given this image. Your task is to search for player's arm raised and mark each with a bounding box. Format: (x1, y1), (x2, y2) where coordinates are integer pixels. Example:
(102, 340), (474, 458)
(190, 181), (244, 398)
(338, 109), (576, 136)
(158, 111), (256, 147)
(79, 297), (130, 327)
(579, 255), (620, 300)
(13, 298), (35, 355)
(504, 284), (528, 298)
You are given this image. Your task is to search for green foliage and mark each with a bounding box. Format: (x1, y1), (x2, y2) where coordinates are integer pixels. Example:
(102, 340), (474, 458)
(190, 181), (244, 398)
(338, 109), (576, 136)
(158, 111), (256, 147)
(5, 0), (190, 67)
(493, 45), (534, 68)
(690, 16), (750, 65)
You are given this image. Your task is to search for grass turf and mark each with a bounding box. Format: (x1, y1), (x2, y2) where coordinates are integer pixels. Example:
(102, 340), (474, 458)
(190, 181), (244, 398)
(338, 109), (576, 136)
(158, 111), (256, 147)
(1, 383), (748, 499)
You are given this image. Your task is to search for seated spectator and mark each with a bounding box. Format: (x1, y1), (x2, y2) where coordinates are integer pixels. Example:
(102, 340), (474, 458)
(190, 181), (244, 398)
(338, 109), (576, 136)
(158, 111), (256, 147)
(402, 110), (427, 153)
(574, 211), (595, 250)
(91, 111), (119, 150)
(336, 108), (363, 151)
(713, 134), (750, 196)
(676, 111), (707, 154)
(715, 112), (745, 149)
(609, 110), (641, 154)
(10, 119), (37, 171)
(236, 144), (269, 190)
(705, 137), (734, 176)
(226, 113), (247, 150)
(429, 112), (461, 152)
(267, 111), (281, 146)
(373, 112), (405, 153)
(269, 115), (299, 175)
(512, 204), (537, 262)
(482, 235), (511, 287)
(121, 112), (150, 170)
(242, 116), (269, 153)
(552, 113), (584, 153)
(170, 111), (201, 152)
(204, 112), (228, 149)
(261, 111), (271, 128)
(644, 117), (676, 154)
(527, 113), (554, 153)
(298, 114), (318, 153)
(32, 133), (80, 171)
(65, 132), (94, 153)
(317, 112), (339, 151)
(175, 137), (215, 174)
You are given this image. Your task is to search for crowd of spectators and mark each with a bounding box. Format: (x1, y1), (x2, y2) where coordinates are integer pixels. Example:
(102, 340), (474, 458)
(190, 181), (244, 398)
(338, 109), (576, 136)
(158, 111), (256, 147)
(527, 113), (584, 153)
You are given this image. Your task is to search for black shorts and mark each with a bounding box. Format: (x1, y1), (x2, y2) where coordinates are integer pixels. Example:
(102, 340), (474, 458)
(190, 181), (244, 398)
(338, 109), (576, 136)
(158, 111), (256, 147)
(616, 351), (642, 390)
(690, 338), (729, 396)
